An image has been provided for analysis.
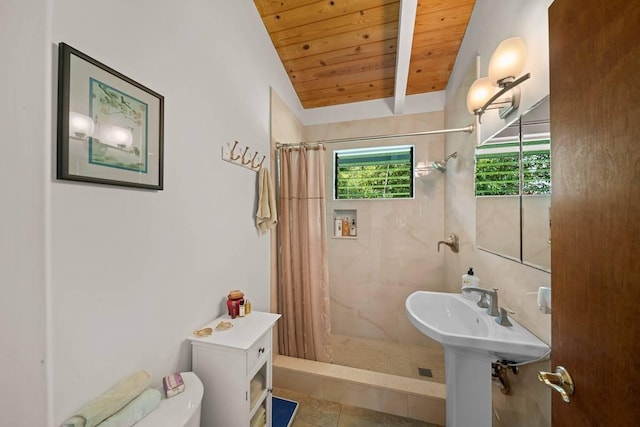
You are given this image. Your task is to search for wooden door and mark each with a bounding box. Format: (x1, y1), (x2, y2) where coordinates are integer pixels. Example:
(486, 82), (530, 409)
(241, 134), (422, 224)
(549, 0), (640, 424)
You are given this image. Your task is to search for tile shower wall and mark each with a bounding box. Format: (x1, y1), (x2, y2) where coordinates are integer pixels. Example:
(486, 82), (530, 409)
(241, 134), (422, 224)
(305, 112), (448, 347)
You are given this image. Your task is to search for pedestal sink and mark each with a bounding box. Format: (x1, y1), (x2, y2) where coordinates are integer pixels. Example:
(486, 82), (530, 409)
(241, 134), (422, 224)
(406, 291), (550, 427)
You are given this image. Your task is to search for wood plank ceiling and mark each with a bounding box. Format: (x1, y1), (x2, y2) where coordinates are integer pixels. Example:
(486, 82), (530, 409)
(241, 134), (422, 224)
(254, 0), (476, 109)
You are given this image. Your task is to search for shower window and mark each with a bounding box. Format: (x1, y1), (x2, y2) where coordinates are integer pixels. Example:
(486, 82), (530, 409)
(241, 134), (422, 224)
(334, 145), (414, 200)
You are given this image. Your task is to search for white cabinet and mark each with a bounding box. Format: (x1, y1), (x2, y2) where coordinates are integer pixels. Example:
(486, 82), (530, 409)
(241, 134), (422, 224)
(189, 311), (281, 427)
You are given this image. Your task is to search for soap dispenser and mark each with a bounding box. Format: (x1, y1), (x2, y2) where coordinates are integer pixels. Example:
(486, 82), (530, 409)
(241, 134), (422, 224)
(462, 267), (480, 300)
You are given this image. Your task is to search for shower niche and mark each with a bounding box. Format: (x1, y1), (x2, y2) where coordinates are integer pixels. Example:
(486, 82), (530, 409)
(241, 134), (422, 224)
(332, 209), (357, 238)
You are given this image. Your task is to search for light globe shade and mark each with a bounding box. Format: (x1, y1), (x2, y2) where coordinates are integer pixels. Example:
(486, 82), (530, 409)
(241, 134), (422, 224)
(488, 37), (527, 86)
(100, 125), (134, 147)
(69, 112), (95, 139)
(467, 77), (496, 114)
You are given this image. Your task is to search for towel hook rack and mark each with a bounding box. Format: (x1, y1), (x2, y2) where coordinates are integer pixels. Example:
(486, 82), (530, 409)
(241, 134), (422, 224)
(253, 155), (266, 169)
(240, 147), (251, 165)
(221, 141), (265, 172)
(229, 140), (241, 160)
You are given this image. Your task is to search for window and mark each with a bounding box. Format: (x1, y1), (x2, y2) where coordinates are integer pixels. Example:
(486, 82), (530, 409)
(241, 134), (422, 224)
(475, 139), (551, 196)
(334, 146), (414, 200)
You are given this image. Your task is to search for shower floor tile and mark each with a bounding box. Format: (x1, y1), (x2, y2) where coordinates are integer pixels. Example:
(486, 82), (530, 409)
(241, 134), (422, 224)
(273, 388), (438, 427)
(331, 334), (445, 383)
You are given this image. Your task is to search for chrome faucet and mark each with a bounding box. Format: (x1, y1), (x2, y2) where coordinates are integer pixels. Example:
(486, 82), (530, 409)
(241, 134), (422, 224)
(462, 286), (500, 316)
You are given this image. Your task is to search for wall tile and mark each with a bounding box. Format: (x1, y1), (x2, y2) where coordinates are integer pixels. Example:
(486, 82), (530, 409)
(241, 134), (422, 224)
(315, 112), (447, 348)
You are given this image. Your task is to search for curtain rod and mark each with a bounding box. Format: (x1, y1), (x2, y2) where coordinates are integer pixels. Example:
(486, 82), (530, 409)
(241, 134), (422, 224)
(275, 123), (475, 148)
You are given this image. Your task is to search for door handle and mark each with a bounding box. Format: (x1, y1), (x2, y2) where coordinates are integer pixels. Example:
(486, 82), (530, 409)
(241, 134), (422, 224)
(538, 366), (575, 403)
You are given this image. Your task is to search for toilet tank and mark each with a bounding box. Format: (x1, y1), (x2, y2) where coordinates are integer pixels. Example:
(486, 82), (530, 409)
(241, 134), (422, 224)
(136, 372), (203, 427)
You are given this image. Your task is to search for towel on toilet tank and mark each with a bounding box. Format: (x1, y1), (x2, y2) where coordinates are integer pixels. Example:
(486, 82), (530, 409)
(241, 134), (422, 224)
(95, 388), (161, 427)
(62, 370), (151, 427)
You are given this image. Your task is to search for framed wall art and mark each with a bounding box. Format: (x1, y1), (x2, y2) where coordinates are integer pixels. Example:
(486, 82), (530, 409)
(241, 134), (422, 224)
(57, 42), (164, 190)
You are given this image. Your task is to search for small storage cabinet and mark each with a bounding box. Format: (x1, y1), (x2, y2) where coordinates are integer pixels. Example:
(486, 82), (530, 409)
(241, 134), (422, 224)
(189, 311), (281, 427)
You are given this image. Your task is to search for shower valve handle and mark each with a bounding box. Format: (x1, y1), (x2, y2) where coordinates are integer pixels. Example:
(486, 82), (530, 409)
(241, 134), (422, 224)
(437, 233), (459, 253)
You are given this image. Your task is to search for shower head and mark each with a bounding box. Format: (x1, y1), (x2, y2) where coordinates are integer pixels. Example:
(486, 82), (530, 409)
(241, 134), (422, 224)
(432, 161), (447, 172)
(432, 152), (458, 173)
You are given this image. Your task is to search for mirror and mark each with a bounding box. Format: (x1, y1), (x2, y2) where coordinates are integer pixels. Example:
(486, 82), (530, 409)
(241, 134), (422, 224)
(475, 96), (551, 271)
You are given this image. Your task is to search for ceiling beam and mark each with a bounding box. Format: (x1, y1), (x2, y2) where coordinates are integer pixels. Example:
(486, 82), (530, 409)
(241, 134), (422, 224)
(393, 0), (418, 115)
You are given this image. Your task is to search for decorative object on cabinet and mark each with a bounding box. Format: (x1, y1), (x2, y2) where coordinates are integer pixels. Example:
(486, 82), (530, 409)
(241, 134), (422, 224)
(192, 327), (213, 337)
(227, 290), (245, 319)
(222, 140), (266, 172)
(57, 43), (164, 190)
(189, 311), (281, 427)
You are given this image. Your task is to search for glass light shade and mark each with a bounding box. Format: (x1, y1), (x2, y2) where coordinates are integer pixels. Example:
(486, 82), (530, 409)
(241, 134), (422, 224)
(99, 125), (133, 147)
(488, 37), (527, 86)
(467, 77), (496, 113)
(69, 112), (95, 139)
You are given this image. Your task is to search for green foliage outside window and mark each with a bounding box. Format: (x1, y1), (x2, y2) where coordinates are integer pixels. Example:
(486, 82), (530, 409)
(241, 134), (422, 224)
(335, 146), (413, 199)
(475, 140), (551, 197)
(522, 149), (551, 195)
(475, 151), (520, 196)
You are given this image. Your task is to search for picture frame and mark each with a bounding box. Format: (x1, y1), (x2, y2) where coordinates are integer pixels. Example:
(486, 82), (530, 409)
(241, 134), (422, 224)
(57, 43), (164, 190)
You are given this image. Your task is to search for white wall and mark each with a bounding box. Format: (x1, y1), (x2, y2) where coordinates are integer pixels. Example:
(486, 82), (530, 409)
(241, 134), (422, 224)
(443, 0), (553, 425)
(48, 1), (300, 424)
(0, 0), (52, 425)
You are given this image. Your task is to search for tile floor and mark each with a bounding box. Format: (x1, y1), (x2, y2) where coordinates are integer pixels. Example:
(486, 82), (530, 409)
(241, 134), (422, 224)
(273, 387), (439, 427)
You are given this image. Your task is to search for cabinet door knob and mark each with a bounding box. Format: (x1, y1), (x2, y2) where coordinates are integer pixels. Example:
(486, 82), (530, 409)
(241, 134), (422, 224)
(258, 347), (265, 354)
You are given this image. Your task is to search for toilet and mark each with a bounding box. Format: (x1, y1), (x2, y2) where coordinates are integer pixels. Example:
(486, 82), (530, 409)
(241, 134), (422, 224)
(136, 372), (203, 427)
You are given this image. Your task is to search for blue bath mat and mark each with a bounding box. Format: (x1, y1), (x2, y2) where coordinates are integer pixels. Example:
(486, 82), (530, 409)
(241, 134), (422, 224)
(272, 396), (298, 427)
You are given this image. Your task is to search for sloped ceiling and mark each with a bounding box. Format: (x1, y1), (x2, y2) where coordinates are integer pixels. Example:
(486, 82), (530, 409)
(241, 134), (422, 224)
(254, 0), (476, 109)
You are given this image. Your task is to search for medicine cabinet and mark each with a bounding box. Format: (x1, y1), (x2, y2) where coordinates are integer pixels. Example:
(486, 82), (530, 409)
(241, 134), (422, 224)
(475, 96), (551, 272)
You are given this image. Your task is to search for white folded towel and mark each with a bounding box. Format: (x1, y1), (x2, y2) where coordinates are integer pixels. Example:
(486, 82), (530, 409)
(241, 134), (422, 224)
(256, 167), (277, 233)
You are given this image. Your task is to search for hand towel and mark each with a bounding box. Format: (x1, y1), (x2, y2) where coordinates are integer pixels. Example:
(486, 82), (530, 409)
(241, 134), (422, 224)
(95, 388), (161, 427)
(256, 167), (277, 233)
(62, 370), (151, 427)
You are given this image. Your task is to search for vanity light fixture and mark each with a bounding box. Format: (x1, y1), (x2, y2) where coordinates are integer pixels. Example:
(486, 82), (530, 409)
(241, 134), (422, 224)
(467, 37), (530, 122)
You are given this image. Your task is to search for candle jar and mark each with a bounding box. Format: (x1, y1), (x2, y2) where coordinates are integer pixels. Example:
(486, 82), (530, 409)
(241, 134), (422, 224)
(227, 297), (244, 318)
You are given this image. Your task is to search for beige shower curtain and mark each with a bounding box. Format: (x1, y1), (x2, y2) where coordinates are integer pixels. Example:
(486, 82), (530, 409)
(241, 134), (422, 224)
(277, 145), (333, 363)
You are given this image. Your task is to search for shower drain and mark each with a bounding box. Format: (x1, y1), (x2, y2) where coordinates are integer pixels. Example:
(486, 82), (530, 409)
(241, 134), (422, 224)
(418, 367), (433, 378)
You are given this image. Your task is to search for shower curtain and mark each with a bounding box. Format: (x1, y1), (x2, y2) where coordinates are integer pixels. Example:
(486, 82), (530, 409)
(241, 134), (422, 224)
(277, 145), (333, 363)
